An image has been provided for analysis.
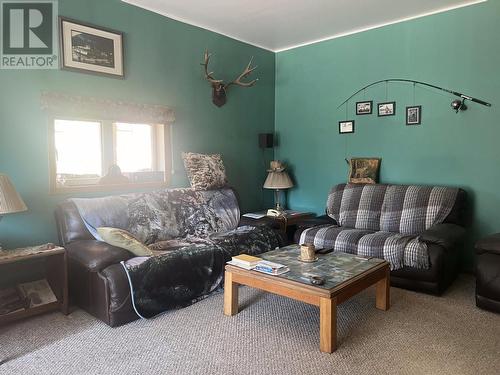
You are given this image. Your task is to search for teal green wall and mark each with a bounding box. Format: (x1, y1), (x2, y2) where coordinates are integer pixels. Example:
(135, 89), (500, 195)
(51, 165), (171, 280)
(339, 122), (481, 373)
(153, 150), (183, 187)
(275, 1), (500, 269)
(2, 0), (499, 270)
(0, 0), (275, 248)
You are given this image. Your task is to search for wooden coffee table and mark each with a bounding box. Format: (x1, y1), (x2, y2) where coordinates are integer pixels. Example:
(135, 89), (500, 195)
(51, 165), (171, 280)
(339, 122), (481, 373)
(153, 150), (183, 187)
(223, 245), (390, 353)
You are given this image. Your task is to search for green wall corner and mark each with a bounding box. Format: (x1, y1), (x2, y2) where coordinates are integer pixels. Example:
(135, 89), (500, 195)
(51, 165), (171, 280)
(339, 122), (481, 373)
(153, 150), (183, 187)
(275, 0), (500, 270)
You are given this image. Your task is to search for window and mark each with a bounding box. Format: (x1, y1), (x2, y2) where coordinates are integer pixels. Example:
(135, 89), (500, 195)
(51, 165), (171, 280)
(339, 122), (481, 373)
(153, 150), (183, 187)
(115, 123), (154, 173)
(49, 118), (170, 192)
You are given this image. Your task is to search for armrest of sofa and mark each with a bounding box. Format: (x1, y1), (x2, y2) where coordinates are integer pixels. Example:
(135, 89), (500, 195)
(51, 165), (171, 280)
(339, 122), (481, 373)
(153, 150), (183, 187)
(66, 240), (132, 272)
(419, 223), (466, 250)
(238, 216), (282, 230)
(293, 215), (337, 244)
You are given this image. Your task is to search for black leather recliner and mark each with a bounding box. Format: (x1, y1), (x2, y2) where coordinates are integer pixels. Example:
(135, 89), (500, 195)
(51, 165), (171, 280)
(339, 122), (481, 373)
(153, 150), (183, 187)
(475, 234), (500, 313)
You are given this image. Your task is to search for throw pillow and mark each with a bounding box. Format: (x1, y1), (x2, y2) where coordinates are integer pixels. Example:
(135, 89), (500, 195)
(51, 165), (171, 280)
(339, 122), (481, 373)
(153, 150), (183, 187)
(182, 152), (228, 190)
(97, 227), (153, 257)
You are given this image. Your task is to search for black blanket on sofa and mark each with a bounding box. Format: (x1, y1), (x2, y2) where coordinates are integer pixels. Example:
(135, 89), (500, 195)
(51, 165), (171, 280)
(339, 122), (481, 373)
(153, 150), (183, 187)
(121, 225), (284, 319)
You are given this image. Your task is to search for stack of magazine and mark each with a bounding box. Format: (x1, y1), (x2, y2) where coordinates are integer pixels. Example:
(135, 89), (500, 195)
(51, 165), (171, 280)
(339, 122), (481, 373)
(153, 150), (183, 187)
(227, 254), (290, 275)
(0, 279), (57, 316)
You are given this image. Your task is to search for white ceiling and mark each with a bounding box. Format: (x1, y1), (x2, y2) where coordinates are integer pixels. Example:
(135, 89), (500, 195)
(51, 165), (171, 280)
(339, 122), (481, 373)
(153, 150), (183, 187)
(122, 0), (485, 52)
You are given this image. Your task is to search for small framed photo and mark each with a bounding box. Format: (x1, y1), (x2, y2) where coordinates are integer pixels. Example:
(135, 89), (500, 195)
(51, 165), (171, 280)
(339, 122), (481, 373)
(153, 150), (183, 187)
(378, 102), (396, 117)
(59, 17), (124, 78)
(406, 106), (422, 125)
(356, 101), (372, 115)
(339, 120), (355, 134)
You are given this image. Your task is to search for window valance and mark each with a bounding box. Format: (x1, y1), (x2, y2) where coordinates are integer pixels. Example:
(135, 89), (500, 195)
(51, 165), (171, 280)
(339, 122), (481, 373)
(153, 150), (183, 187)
(40, 91), (175, 124)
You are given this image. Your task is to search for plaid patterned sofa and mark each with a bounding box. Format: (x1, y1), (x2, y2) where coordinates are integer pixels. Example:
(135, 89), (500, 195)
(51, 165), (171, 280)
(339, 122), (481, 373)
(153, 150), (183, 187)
(296, 183), (467, 295)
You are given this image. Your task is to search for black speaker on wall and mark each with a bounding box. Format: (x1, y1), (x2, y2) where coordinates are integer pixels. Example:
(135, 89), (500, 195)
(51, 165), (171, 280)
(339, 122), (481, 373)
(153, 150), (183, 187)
(258, 133), (274, 148)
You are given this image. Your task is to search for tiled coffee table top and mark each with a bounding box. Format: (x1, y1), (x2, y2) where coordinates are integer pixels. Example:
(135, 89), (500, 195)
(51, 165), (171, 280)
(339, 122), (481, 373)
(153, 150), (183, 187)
(260, 244), (386, 290)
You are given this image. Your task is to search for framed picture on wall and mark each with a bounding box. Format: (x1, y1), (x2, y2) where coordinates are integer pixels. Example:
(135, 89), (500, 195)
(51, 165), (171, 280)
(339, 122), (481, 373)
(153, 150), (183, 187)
(59, 17), (124, 78)
(356, 101), (372, 115)
(348, 158), (381, 184)
(377, 102), (396, 116)
(339, 120), (355, 134)
(406, 105), (422, 125)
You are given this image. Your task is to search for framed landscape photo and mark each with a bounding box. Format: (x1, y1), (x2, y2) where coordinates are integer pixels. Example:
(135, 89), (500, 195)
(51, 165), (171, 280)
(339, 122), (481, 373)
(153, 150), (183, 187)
(339, 120), (355, 134)
(406, 105), (422, 125)
(59, 17), (124, 78)
(356, 101), (372, 115)
(377, 102), (396, 117)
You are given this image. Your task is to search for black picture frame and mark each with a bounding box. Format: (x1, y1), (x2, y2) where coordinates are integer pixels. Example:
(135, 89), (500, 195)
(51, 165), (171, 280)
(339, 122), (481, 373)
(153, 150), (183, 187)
(356, 101), (373, 115)
(59, 17), (124, 78)
(339, 120), (355, 134)
(377, 101), (396, 117)
(406, 105), (422, 125)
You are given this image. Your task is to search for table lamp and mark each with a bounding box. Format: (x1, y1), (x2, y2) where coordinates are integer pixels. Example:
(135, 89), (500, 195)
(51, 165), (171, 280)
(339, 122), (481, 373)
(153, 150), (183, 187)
(0, 174), (27, 249)
(263, 161), (294, 212)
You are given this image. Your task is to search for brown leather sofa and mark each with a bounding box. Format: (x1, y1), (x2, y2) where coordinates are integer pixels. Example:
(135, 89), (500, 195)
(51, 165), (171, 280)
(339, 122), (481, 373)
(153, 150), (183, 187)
(55, 192), (283, 327)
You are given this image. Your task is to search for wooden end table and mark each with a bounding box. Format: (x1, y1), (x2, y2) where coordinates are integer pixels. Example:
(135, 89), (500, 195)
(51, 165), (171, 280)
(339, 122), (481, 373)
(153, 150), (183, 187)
(223, 246), (390, 353)
(0, 245), (69, 326)
(242, 211), (315, 240)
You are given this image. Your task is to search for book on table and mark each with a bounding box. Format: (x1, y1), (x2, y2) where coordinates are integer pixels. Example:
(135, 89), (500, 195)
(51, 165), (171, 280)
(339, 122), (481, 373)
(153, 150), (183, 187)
(254, 260), (290, 275)
(230, 254), (262, 269)
(242, 212), (267, 219)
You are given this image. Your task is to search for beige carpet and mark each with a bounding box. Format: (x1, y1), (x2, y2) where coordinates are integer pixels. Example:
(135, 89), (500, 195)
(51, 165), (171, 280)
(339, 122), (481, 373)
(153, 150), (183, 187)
(0, 275), (499, 375)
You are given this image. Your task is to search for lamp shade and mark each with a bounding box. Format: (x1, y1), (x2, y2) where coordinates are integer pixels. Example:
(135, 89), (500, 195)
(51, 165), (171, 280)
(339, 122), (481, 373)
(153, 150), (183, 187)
(263, 171), (294, 190)
(0, 174), (27, 215)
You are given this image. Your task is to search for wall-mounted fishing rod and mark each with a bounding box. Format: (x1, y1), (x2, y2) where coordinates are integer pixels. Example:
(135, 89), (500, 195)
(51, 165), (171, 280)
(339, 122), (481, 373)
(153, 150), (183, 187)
(338, 79), (491, 113)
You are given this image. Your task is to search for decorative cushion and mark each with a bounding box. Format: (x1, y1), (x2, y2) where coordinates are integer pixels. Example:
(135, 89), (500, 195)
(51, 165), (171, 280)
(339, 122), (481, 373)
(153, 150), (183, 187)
(182, 152), (228, 190)
(97, 227), (153, 257)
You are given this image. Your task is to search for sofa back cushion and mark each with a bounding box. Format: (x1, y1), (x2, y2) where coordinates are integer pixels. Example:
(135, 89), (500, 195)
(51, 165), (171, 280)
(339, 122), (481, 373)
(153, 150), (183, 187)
(55, 200), (94, 245)
(327, 183), (460, 235)
(327, 184), (388, 231)
(58, 188), (240, 245)
(165, 188), (240, 238)
(379, 185), (459, 235)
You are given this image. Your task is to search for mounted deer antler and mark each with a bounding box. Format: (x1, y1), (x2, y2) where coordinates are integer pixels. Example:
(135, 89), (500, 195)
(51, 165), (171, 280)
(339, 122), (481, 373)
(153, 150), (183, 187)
(201, 50), (258, 107)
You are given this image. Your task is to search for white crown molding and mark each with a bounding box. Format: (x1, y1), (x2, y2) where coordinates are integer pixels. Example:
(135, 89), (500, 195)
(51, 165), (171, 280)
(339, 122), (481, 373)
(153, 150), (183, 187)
(122, 0), (487, 53)
(121, 0), (274, 52)
(275, 0), (487, 53)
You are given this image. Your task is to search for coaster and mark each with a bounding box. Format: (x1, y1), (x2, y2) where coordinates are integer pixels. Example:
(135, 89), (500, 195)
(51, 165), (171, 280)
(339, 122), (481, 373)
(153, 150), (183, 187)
(297, 256), (319, 263)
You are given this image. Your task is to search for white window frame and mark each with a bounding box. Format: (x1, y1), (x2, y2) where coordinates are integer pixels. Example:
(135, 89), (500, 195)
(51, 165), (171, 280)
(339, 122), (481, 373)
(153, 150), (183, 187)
(48, 116), (172, 194)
